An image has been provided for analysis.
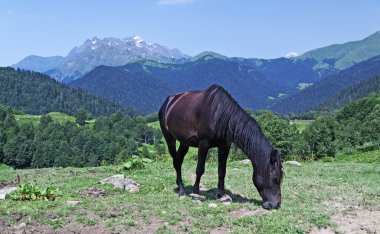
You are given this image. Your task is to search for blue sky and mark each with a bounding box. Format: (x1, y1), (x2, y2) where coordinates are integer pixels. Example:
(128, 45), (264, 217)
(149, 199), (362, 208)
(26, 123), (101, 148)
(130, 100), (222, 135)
(1, 0), (380, 66)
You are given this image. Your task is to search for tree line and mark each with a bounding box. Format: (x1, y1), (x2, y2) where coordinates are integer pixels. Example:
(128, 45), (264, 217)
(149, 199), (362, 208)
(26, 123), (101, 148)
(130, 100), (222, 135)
(255, 92), (380, 160)
(0, 107), (161, 169)
(1, 92), (379, 169)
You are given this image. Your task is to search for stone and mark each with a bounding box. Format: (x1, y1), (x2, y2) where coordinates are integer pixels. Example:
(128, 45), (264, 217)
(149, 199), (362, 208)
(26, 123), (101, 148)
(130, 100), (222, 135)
(208, 203), (217, 208)
(18, 222), (27, 228)
(67, 200), (83, 206)
(284, 161), (302, 166)
(99, 175), (139, 193)
(219, 194), (232, 203)
(189, 193), (206, 201)
(0, 187), (17, 200)
(241, 159), (251, 164)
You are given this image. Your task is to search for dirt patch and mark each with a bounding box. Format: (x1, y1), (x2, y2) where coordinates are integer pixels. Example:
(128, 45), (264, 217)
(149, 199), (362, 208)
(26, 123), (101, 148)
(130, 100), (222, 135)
(80, 188), (107, 199)
(62, 223), (124, 234)
(309, 227), (335, 234)
(0, 174), (20, 189)
(228, 207), (269, 219)
(210, 226), (231, 234)
(179, 215), (195, 225)
(129, 216), (164, 234)
(333, 208), (380, 233)
(311, 203), (380, 234)
(0, 218), (56, 234)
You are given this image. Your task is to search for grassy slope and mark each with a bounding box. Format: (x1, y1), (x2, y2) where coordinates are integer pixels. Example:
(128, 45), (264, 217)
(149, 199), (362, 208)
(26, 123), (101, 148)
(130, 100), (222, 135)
(289, 119), (313, 133)
(15, 112), (95, 128)
(1, 160), (379, 233)
(336, 150), (380, 163)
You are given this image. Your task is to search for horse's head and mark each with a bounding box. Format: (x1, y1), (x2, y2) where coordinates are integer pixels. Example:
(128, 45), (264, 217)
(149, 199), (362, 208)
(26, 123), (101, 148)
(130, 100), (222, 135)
(252, 149), (283, 210)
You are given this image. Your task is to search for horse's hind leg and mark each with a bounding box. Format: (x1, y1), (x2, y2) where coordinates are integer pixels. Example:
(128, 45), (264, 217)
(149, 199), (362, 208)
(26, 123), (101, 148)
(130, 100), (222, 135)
(217, 144), (231, 198)
(193, 140), (209, 194)
(174, 144), (189, 196)
(165, 136), (189, 196)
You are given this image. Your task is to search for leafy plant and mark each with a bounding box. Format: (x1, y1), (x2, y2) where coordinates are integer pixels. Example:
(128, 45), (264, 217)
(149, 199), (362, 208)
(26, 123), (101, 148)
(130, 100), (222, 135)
(121, 155), (153, 170)
(6, 182), (61, 201)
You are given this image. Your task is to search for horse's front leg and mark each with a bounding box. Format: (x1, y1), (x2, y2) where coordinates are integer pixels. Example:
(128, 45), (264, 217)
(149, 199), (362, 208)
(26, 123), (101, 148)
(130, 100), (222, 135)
(217, 144), (231, 198)
(193, 140), (209, 194)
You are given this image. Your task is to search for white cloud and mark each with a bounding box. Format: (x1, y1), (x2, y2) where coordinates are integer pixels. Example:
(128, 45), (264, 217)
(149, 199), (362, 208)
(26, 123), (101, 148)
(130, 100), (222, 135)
(158, 0), (196, 6)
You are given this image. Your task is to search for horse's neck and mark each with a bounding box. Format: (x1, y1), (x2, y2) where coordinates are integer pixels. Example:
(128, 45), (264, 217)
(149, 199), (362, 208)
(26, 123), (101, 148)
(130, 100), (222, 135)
(229, 117), (272, 165)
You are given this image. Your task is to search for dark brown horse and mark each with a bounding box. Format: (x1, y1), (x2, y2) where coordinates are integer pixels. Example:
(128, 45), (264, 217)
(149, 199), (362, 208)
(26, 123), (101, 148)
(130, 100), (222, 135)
(158, 85), (283, 209)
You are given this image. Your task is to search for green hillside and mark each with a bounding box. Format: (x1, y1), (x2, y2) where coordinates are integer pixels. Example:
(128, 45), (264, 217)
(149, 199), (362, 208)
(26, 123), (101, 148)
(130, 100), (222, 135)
(298, 31), (380, 71)
(318, 74), (380, 111)
(271, 55), (380, 114)
(0, 67), (134, 117)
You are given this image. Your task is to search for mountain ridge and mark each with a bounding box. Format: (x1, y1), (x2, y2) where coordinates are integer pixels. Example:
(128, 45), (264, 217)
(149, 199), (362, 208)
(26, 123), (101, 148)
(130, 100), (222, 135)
(13, 36), (189, 82)
(0, 67), (135, 117)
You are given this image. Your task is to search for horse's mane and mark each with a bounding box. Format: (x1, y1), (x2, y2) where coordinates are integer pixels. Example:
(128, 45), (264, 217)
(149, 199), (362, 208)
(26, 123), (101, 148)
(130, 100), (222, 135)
(206, 84), (273, 167)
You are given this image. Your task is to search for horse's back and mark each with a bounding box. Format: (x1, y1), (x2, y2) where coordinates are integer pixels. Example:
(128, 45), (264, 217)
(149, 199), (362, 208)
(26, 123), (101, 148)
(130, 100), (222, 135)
(159, 89), (211, 146)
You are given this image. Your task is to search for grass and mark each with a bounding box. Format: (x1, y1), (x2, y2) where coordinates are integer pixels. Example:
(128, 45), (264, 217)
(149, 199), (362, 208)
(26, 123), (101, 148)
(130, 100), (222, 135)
(291, 119), (313, 132)
(1, 159), (379, 233)
(148, 121), (160, 130)
(336, 149), (380, 163)
(15, 112), (95, 128)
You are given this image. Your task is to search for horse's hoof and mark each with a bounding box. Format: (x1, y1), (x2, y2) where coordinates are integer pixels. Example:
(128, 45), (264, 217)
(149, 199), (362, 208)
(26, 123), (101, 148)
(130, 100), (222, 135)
(179, 194), (186, 200)
(219, 194), (232, 203)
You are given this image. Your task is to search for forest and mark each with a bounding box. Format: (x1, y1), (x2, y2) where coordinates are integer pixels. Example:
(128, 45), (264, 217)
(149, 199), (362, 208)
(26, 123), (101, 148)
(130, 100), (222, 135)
(1, 92), (379, 169)
(0, 106), (161, 169)
(0, 67), (134, 117)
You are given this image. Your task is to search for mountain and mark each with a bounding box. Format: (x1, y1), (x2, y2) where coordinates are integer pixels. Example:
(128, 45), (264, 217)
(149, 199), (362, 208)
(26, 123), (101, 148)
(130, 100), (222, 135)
(12, 31), (380, 113)
(0, 67), (134, 116)
(14, 55), (66, 73)
(297, 31), (380, 73)
(238, 57), (321, 90)
(69, 54), (284, 114)
(270, 55), (380, 114)
(13, 36), (189, 82)
(317, 74), (380, 111)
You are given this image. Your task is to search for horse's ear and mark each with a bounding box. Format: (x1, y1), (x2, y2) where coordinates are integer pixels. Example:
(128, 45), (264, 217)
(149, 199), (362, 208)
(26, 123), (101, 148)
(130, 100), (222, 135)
(270, 149), (279, 164)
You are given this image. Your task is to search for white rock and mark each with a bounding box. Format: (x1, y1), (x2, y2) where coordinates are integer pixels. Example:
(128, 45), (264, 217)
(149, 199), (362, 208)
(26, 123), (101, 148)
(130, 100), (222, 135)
(241, 159), (251, 164)
(208, 203), (217, 208)
(219, 194), (232, 203)
(284, 161), (302, 166)
(0, 187), (17, 200)
(67, 200), (83, 206)
(18, 222), (27, 228)
(99, 175), (139, 193)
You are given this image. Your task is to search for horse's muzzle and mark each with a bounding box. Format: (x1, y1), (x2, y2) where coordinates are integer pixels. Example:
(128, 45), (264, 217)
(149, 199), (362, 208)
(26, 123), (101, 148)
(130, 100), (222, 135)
(262, 201), (281, 210)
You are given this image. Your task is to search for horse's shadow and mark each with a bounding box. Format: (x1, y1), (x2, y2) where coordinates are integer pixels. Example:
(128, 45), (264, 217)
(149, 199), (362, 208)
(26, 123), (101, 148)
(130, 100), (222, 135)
(174, 186), (262, 206)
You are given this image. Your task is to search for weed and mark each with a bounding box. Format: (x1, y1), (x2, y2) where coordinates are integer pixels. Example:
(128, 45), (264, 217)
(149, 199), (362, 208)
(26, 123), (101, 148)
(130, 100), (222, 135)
(6, 182), (61, 201)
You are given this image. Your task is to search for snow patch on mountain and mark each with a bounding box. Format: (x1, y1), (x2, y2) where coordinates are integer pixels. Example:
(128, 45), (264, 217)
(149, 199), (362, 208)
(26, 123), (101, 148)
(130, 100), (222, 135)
(285, 51), (298, 58)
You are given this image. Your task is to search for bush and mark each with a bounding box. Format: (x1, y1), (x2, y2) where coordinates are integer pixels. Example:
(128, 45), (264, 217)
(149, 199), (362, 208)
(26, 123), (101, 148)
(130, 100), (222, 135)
(7, 183), (61, 201)
(300, 116), (338, 159)
(255, 111), (299, 159)
(121, 156), (153, 170)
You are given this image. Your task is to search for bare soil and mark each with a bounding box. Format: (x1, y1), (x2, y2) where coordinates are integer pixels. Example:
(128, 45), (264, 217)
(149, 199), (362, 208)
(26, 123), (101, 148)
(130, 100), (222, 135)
(310, 205), (380, 234)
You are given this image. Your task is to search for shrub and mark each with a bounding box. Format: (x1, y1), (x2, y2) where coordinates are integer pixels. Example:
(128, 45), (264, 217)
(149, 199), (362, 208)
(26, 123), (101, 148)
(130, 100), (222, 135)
(7, 182), (61, 201)
(121, 155), (153, 170)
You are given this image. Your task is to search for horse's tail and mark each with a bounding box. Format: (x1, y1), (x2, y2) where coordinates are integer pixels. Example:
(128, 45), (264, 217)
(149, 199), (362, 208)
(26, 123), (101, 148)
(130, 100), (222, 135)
(158, 95), (173, 137)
